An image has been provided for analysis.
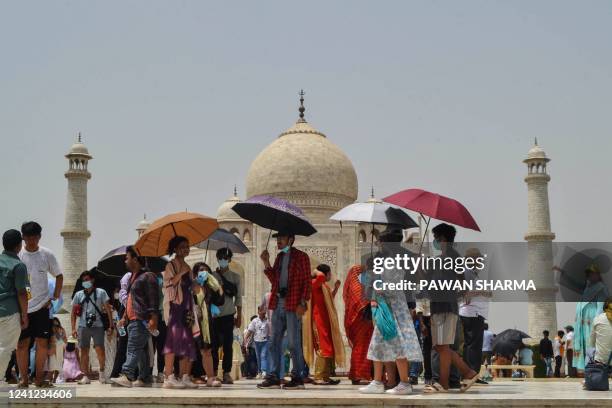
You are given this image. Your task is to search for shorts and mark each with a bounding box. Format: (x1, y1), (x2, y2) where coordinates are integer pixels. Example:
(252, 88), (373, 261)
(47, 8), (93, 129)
(19, 307), (52, 341)
(78, 326), (105, 348)
(431, 312), (458, 346)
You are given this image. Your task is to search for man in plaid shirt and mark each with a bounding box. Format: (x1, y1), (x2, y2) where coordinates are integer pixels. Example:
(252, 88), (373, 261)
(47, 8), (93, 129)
(257, 231), (311, 390)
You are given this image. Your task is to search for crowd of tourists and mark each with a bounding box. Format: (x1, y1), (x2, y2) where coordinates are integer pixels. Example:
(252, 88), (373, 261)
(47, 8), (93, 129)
(0, 221), (610, 394)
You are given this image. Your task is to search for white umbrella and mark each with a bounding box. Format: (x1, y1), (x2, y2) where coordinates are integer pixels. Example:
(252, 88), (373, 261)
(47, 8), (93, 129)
(330, 202), (418, 228)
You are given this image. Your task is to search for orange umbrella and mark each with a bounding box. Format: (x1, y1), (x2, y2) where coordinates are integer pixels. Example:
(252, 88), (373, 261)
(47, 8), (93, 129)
(135, 211), (218, 257)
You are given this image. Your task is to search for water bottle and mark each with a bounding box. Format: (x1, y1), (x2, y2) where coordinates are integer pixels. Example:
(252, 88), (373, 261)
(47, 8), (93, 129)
(118, 324), (127, 337)
(143, 320), (159, 337)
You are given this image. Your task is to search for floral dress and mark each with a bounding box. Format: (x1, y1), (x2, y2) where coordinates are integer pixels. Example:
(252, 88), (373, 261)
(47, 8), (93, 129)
(367, 261), (423, 362)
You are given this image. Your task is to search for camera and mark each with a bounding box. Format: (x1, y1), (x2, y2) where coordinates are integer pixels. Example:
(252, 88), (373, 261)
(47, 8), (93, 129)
(86, 312), (96, 328)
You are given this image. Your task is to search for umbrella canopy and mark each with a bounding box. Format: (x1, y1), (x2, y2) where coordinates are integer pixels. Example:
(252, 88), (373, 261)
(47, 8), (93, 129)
(557, 246), (611, 301)
(195, 228), (250, 254)
(232, 195), (316, 237)
(135, 211), (219, 257)
(330, 201), (418, 229)
(383, 188), (480, 232)
(98, 245), (168, 277)
(492, 329), (531, 358)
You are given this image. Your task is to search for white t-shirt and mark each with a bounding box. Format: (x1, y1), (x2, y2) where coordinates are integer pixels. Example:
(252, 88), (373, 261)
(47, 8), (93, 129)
(482, 330), (494, 352)
(459, 269), (489, 319)
(565, 331), (574, 350)
(553, 337), (562, 357)
(590, 313), (612, 365)
(248, 317), (270, 342)
(19, 246), (62, 313)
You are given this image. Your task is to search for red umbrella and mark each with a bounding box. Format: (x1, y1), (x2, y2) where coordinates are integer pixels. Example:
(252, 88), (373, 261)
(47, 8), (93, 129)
(383, 188), (480, 251)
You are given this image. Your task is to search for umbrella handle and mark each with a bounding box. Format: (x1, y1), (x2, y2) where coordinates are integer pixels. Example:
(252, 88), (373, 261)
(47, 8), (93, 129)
(265, 230), (272, 249)
(418, 215), (431, 255)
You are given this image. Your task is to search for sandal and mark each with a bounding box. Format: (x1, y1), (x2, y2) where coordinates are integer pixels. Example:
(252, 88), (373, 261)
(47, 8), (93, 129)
(423, 382), (448, 394)
(460, 375), (479, 393)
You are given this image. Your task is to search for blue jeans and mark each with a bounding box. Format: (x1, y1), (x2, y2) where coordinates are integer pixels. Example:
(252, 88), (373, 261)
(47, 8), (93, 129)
(268, 304), (305, 381)
(544, 357), (553, 377)
(122, 321), (151, 381)
(254, 340), (269, 375)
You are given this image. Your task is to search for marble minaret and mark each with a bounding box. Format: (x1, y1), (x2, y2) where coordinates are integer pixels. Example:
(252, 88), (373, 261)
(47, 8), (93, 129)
(61, 133), (92, 301)
(524, 138), (557, 338)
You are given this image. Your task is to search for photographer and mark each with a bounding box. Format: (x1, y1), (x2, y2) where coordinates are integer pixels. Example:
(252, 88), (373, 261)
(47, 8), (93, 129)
(70, 270), (113, 384)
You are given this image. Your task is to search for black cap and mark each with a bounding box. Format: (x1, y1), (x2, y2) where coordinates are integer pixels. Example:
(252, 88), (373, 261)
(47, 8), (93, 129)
(272, 229), (295, 238)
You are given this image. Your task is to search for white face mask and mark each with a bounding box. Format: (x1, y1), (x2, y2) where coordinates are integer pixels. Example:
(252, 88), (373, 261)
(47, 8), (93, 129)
(113, 293), (120, 300)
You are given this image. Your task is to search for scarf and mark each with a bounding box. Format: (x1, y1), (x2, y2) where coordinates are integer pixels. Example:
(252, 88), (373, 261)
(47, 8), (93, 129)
(303, 279), (346, 367)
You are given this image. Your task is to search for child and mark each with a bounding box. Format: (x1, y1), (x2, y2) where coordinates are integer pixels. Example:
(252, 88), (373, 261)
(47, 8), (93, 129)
(62, 338), (83, 382)
(48, 318), (67, 383)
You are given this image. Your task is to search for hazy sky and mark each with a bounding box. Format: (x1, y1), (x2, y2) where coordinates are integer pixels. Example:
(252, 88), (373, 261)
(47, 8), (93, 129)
(1, 1), (611, 332)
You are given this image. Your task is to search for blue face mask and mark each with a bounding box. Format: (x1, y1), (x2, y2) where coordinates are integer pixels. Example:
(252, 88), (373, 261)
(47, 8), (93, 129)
(82, 281), (92, 289)
(432, 239), (441, 250)
(196, 270), (208, 286)
(358, 272), (366, 285)
(280, 246), (290, 254)
(218, 259), (229, 269)
(157, 276), (163, 286)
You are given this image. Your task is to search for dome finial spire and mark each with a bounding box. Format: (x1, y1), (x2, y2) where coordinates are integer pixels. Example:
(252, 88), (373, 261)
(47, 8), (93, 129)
(78, 131), (82, 143)
(234, 184), (238, 197)
(534, 137), (538, 146)
(298, 89), (306, 122)
(371, 185), (375, 199)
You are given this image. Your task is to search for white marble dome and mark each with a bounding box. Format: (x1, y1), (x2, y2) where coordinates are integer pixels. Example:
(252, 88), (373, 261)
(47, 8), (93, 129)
(526, 141), (548, 161)
(216, 191), (242, 222)
(246, 119), (358, 215)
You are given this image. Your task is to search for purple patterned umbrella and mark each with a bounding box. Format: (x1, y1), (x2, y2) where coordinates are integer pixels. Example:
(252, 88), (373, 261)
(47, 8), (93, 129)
(232, 195), (317, 237)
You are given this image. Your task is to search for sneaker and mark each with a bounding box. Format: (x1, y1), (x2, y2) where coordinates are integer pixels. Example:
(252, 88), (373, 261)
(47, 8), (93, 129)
(181, 374), (198, 389)
(110, 375), (133, 388)
(386, 382), (413, 395)
(282, 379), (305, 390)
(163, 374), (186, 389)
(256, 378), (281, 389)
(78, 376), (91, 385)
(476, 379), (489, 385)
(359, 381), (385, 394)
(156, 373), (165, 384)
(132, 379), (152, 388)
(255, 373), (262, 380)
(222, 373), (234, 385)
(99, 371), (108, 384)
(409, 376), (418, 385)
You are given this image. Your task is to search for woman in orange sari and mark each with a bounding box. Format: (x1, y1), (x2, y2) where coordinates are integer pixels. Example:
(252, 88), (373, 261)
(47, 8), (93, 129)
(343, 265), (373, 384)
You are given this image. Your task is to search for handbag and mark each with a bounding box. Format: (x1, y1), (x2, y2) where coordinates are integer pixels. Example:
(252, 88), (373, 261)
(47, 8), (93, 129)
(372, 296), (397, 341)
(585, 352), (612, 391)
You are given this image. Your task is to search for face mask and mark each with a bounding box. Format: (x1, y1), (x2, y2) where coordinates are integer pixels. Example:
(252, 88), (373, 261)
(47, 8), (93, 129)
(113, 293), (120, 300)
(432, 239), (441, 250)
(280, 246), (290, 254)
(157, 276), (163, 286)
(218, 259), (229, 269)
(82, 281), (92, 289)
(210, 304), (221, 317)
(358, 272), (366, 285)
(196, 271), (208, 286)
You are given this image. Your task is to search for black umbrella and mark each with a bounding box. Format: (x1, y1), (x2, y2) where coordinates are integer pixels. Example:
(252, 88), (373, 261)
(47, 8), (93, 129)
(196, 228), (250, 254)
(97, 245), (168, 277)
(232, 195), (316, 245)
(492, 329), (530, 358)
(556, 246), (611, 302)
(71, 267), (117, 300)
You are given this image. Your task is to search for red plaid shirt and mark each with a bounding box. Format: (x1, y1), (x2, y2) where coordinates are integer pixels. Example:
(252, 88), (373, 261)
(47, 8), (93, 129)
(264, 247), (311, 312)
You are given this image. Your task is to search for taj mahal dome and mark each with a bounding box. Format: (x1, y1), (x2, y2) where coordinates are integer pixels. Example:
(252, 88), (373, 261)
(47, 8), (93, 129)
(178, 95), (392, 358)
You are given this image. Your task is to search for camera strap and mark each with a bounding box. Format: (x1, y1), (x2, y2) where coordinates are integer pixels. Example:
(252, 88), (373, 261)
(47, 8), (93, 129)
(83, 289), (104, 320)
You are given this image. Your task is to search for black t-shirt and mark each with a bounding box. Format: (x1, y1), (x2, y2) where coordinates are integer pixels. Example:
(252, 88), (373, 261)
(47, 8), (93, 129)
(539, 338), (554, 358)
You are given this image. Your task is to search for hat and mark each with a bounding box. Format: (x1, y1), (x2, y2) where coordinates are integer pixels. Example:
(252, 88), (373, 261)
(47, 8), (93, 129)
(67, 337), (77, 344)
(379, 225), (404, 242)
